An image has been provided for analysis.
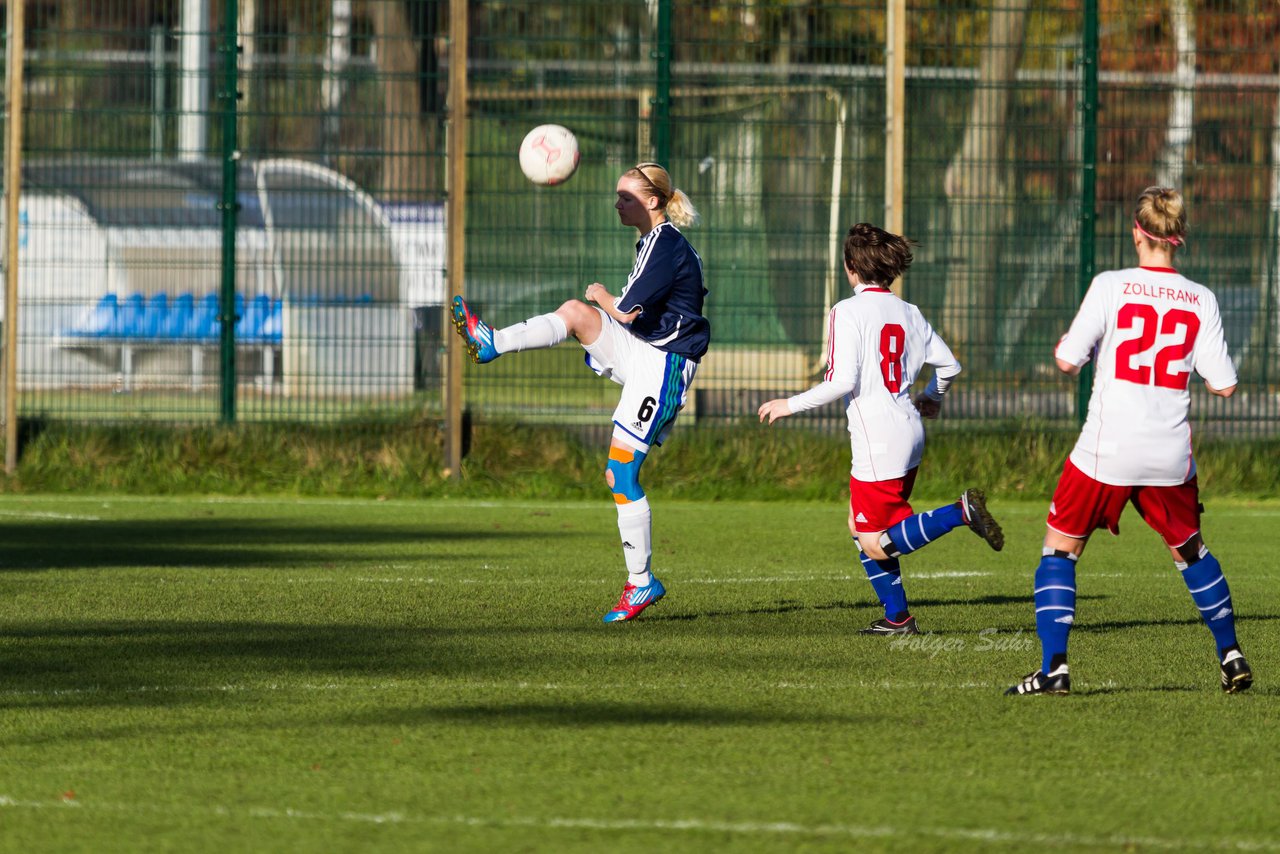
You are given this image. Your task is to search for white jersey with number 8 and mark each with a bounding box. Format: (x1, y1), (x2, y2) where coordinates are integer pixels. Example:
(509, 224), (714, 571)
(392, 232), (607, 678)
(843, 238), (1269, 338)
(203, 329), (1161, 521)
(789, 286), (961, 481)
(1056, 267), (1236, 486)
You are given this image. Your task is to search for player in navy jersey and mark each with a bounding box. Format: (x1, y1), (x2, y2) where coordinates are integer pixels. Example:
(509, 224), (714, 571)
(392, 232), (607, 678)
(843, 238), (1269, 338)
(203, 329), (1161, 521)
(1007, 187), (1250, 695)
(452, 162), (707, 622)
(759, 224), (1004, 635)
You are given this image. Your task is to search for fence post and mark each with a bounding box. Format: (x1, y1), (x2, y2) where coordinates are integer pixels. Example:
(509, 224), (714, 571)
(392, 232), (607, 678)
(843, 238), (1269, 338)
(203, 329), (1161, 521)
(885, 0), (906, 295)
(1075, 0), (1098, 424)
(217, 0), (240, 423)
(443, 0), (468, 481)
(3, 0), (25, 474)
(652, 0), (672, 165)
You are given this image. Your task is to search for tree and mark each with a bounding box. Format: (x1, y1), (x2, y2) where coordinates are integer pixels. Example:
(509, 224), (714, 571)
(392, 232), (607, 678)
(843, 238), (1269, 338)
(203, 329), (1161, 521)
(368, 0), (443, 201)
(943, 0), (1032, 360)
(1156, 0), (1195, 189)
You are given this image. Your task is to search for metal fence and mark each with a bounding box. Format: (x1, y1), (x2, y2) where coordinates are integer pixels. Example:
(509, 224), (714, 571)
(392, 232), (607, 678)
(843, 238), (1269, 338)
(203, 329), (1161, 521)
(3, 1), (1279, 440)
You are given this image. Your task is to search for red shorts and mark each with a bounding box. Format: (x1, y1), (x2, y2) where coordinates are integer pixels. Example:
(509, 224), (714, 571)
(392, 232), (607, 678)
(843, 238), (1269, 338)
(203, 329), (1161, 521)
(850, 468), (918, 533)
(1047, 459), (1201, 547)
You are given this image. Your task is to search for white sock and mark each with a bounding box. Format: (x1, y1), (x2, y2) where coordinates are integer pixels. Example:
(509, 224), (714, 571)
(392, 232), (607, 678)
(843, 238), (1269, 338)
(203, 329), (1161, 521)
(616, 496), (653, 587)
(493, 312), (568, 354)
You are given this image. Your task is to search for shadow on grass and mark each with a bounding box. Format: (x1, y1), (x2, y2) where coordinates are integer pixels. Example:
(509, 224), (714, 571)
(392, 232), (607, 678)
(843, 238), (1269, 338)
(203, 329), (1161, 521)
(0, 619), (540, 720)
(367, 701), (878, 728)
(0, 619), (883, 735)
(1073, 682), (1277, 696)
(1076, 612), (1280, 632)
(0, 518), (557, 572)
(1073, 685), (1204, 696)
(651, 593), (1105, 623)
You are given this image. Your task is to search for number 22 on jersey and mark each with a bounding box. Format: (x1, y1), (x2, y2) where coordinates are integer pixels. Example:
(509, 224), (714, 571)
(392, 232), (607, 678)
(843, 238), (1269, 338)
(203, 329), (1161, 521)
(1114, 303), (1200, 390)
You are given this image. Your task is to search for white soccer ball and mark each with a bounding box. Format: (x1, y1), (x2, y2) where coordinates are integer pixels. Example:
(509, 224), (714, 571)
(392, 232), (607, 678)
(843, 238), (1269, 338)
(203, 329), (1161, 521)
(518, 124), (580, 186)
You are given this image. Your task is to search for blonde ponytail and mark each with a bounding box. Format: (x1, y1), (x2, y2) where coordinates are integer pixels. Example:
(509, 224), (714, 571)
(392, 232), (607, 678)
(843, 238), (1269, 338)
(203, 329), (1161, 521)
(663, 188), (699, 228)
(627, 162), (700, 228)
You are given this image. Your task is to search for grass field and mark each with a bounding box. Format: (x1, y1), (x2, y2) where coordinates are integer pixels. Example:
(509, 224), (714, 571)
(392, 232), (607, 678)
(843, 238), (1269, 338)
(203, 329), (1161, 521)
(1, 493), (1277, 852)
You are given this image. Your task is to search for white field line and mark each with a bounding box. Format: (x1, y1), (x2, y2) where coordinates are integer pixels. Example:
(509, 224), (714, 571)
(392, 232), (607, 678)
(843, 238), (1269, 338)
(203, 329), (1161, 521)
(0, 796), (1276, 851)
(8, 573), (992, 586)
(7, 496), (1280, 527)
(1, 676), (1110, 701)
(911, 571), (990, 578)
(0, 495), (609, 512)
(0, 510), (102, 521)
(13, 492), (1280, 515)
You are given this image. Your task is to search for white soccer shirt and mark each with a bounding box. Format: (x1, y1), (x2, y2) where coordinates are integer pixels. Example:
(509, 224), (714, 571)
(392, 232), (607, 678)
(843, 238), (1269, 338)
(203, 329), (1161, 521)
(1056, 266), (1237, 486)
(787, 286), (961, 481)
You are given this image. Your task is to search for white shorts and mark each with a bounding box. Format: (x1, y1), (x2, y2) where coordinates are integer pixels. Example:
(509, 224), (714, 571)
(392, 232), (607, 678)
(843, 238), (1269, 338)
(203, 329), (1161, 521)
(583, 309), (698, 453)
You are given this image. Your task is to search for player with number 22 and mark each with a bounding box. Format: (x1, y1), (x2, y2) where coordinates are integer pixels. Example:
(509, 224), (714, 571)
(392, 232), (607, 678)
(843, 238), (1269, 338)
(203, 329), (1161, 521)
(759, 223), (1004, 637)
(1007, 187), (1251, 696)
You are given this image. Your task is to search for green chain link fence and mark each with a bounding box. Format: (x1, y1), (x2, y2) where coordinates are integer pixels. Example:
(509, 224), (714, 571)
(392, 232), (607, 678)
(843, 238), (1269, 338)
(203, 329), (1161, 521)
(3, 1), (1279, 439)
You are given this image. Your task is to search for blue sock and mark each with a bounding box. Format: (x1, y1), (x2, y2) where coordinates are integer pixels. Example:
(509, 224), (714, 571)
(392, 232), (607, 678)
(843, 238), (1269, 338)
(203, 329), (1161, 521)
(884, 503), (964, 556)
(859, 545), (908, 622)
(1179, 549), (1237, 655)
(1034, 552), (1077, 673)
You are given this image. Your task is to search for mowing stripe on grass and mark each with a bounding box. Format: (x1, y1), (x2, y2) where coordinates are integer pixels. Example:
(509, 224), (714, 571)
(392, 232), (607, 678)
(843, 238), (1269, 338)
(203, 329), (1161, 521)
(1, 796), (1276, 850)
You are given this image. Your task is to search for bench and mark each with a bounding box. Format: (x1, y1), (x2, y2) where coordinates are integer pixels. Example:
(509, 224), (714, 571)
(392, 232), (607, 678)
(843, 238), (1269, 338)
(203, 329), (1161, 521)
(59, 292), (283, 391)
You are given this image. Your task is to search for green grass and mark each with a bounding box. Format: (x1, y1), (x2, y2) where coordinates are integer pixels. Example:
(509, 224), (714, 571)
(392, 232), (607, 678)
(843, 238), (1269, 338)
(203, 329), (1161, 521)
(1, 494), (1278, 852)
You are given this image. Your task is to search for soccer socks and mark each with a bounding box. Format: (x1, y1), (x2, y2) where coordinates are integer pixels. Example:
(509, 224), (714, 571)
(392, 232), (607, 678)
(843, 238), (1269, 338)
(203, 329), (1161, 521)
(1177, 548), (1238, 655)
(616, 496), (653, 588)
(1034, 550), (1077, 674)
(493, 312), (568, 355)
(857, 504), (965, 621)
(880, 502), (965, 556)
(859, 545), (909, 622)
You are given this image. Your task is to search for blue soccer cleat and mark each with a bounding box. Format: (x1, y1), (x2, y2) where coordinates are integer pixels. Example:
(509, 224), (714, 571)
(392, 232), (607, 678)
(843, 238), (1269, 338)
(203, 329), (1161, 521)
(602, 576), (666, 622)
(451, 296), (499, 364)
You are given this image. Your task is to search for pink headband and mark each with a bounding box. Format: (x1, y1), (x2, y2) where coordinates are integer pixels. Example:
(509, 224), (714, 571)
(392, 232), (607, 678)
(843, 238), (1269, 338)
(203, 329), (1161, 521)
(1134, 219), (1183, 247)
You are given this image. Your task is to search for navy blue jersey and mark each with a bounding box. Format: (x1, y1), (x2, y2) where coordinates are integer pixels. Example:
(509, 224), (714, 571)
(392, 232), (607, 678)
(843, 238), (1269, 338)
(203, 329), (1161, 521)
(615, 222), (710, 361)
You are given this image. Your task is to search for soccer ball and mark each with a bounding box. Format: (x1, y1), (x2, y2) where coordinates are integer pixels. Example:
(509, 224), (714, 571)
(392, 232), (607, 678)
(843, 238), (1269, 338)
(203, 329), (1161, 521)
(518, 124), (580, 186)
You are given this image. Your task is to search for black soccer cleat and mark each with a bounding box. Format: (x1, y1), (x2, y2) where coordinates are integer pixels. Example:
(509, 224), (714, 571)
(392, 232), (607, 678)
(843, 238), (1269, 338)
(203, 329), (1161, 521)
(859, 615), (921, 636)
(1005, 666), (1070, 696)
(1220, 649), (1253, 694)
(960, 488), (1004, 552)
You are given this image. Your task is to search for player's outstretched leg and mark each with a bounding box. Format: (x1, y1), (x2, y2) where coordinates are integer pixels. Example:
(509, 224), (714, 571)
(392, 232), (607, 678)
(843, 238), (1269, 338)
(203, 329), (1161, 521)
(1006, 549), (1075, 696)
(872, 488), (1003, 560)
(451, 296), (570, 365)
(451, 296), (500, 364)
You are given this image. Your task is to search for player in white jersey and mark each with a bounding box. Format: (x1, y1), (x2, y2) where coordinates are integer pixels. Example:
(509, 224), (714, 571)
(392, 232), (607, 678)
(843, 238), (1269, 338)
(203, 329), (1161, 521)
(452, 163), (708, 623)
(1007, 187), (1252, 696)
(759, 224), (1004, 635)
